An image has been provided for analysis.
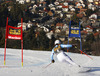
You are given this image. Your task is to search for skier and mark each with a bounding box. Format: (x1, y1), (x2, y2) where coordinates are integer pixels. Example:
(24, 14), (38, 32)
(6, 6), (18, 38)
(50, 40), (80, 67)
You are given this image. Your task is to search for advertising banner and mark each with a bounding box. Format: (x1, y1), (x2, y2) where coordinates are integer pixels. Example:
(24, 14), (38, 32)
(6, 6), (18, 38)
(69, 21), (81, 38)
(6, 25), (22, 40)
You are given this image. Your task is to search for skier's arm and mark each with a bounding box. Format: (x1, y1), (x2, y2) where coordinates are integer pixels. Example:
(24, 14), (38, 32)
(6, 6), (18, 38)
(60, 44), (72, 48)
(50, 48), (54, 61)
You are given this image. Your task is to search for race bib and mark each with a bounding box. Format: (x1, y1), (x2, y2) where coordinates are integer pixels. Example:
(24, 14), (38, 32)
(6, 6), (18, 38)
(54, 45), (61, 52)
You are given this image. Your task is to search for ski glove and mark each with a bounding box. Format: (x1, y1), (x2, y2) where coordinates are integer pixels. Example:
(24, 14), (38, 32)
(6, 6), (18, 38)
(51, 60), (55, 63)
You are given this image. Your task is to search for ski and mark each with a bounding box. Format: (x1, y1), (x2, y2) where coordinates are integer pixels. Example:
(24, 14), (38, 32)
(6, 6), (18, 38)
(78, 68), (91, 73)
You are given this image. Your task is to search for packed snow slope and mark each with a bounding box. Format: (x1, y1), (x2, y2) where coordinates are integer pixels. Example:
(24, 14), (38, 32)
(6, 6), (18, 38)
(0, 48), (100, 76)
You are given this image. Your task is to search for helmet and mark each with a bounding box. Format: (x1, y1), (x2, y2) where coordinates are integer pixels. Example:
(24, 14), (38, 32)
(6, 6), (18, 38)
(54, 40), (61, 45)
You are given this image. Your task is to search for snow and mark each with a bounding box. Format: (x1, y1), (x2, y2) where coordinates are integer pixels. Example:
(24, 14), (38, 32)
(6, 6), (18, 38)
(0, 48), (100, 76)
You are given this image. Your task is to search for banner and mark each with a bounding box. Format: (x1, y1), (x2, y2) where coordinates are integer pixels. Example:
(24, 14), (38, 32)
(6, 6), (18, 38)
(69, 21), (81, 38)
(6, 25), (22, 40)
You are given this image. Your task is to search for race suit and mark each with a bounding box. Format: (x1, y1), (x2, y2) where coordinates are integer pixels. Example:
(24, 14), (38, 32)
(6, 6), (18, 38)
(50, 44), (79, 66)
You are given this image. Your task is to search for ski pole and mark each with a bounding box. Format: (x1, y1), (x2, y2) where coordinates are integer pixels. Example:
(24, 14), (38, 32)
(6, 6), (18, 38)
(44, 63), (52, 68)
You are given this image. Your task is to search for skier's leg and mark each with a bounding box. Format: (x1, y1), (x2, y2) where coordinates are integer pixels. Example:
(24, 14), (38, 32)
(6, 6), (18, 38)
(63, 53), (80, 67)
(57, 52), (65, 62)
(66, 58), (79, 66)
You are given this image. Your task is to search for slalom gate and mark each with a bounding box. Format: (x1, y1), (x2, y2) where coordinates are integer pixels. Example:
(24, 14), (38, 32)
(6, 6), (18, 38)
(4, 17), (24, 67)
(68, 20), (93, 60)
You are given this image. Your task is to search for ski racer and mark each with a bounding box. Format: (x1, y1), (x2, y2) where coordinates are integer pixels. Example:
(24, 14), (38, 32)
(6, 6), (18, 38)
(50, 40), (80, 67)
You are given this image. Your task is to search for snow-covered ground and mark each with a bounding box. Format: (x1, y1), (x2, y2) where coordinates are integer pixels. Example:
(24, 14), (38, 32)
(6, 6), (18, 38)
(0, 48), (100, 76)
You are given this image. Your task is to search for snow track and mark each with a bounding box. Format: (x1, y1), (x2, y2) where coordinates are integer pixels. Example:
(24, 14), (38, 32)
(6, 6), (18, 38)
(0, 48), (100, 76)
